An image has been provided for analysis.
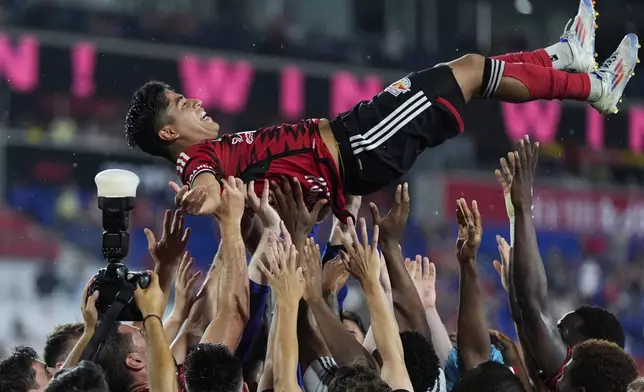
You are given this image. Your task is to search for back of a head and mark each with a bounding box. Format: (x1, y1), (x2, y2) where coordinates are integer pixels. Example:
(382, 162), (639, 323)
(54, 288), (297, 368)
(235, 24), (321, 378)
(574, 305), (625, 348)
(628, 377), (644, 392)
(327, 363), (392, 392)
(568, 339), (638, 392)
(45, 360), (109, 392)
(93, 325), (136, 392)
(44, 322), (84, 367)
(452, 361), (524, 392)
(124, 81), (173, 159)
(399, 331), (440, 392)
(184, 343), (243, 392)
(0, 346), (39, 392)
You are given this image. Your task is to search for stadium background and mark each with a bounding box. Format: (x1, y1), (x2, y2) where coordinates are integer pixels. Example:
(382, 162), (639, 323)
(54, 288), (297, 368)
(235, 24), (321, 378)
(1, 0), (644, 371)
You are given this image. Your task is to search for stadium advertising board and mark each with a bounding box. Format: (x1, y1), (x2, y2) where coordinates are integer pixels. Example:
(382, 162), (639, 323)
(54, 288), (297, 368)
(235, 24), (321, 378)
(1, 32), (643, 161)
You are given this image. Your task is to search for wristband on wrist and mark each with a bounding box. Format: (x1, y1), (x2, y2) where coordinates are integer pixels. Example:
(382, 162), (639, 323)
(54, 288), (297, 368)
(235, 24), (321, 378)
(143, 314), (163, 325)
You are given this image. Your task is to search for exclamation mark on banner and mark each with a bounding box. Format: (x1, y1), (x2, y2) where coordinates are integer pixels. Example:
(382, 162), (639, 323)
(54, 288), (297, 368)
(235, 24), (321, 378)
(71, 42), (96, 98)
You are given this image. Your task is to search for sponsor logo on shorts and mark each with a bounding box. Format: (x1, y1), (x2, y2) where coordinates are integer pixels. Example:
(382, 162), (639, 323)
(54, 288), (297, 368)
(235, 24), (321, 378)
(385, 77), (411, 96)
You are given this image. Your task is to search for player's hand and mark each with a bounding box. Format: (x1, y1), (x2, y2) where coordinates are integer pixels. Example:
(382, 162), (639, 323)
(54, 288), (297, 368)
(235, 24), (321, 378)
(172, 252), (202, 320)
(214, 177), (246, 225)
(321, 256), (350, 295)
(340, 218), (380, 286)
(455, 198), (482, 263)
(246, 179), (280, 231)
(405, 255), (437, 309)
(301, 238), (324, 301)
(493, 235), (512, 292)
(509, 135), (539, 212)
(370, 183), (410, 246)
(169, 181), (210, 216)
(144, 210), (191, 269)
(81, 277), (99, 333)
(490, 330), (522, 365)
(330, 195), (362, 246)
(272, 176), (327, 244)
(495, 154), (514, 196)
(257, 237), (304, 306)
(133, 271), (165, 319)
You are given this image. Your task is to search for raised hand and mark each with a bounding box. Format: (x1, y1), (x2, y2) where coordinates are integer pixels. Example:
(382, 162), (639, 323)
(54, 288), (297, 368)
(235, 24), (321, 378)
(301, 238), (324, 301)
(493, 235), (512, 292)
(456, 198), (482, 263)
(215, 177), (246, 225)
(494, 153), (514, 196)
(257, 237), (304, 305)
(169, 181), (209, 216)
(145, 210), (191, 267)
(340, 218), (380, 285)
(322, 257), (350, 295)
(133, 271), (165, 319)
(172, 252), (202, 319)
(405, 255), (437, 309)
(370, 183), (410, 245)
(247, 179), (280, 231)
(81, 278), (99, 333)
(509, 135), (539, 211)
(272, 176), (327, 243)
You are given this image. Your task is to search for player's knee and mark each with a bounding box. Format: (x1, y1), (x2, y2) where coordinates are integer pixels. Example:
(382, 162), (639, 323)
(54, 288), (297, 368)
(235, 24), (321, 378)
(445, 53), (486, 101)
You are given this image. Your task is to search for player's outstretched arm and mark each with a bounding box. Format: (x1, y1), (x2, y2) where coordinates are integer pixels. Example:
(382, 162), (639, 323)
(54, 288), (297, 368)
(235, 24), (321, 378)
(170, 172), (222, 216)
(508, 136), (568, 381)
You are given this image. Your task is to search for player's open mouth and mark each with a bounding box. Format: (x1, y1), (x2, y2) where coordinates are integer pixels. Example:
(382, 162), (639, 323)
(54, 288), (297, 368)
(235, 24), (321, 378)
(200, 110), (211, 121)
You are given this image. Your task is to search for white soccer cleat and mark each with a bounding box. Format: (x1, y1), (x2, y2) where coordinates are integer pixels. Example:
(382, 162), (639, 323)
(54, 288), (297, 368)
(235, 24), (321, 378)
(560, 0), (597, 73)
(591, 33), (640, 115)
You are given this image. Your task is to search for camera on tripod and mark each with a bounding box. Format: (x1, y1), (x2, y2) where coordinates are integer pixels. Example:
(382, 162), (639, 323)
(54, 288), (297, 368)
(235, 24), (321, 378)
(88, 169), (150, 321)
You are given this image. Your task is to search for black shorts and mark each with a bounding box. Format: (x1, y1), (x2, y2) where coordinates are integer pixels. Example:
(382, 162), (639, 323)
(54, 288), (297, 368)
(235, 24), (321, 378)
(330, 65), (466, 195)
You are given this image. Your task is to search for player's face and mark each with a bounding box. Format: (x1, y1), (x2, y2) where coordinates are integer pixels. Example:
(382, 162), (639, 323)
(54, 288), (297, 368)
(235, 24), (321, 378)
(556, 358), (577, 392)
(557, 311), (584, 347)
(31, 360), (54, 391)
(164, 90), (219, 142)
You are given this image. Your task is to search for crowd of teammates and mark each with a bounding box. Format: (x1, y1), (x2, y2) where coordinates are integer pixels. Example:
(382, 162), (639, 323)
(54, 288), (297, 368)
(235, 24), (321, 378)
(0, 137), (641, 392)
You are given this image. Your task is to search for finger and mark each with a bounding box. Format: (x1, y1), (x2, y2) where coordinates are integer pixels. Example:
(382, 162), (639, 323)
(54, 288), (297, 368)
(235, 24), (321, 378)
(280, 221), (293, 247)
(311, 199), (328, 220)
(261, 179), (270, 204)
(532, 141), (540, 172)
(494, 169), (506, 188)
(292, 178), (306, 207)
(339, 251), (351, 271)
(359, 218), (369, 250)
(86, 290), (98, 309)
(235, 178), (244, 191)
(82, 277), (94, 300)
(289, 244), (299, 271)
(169, 181), (182, 194)
(178, 252), (190, 276)
(498, 235), (509, 250)
(493, 260), (503, 275)
(181, 227), (192, 244)
(347, 218), (360, 250)
(471, 200), (482, 230)
(402, 182), (410, 204)
(524, 135), (533, 164)
(186, 271), (202, 291)
(371, 224), (379, 250)
(460, 198), (473, 223)
(501, 155), (513, 178)
(394, 184), (402, 205)
(144, 228), (156, 250)
(171, 209), (181, 234)
(404, 257), (412, 271)
(247, 180), (260, 205)
(369, 202), (381, 224)
(428, 261), (436, 283)
(163, 209), (172, 236)
(456, 199), (467, 226)
(518, 138), (528, 169)
(257, 259), (273, 279)
(422, 257), (431, 280)
(174, 186), (188, 206)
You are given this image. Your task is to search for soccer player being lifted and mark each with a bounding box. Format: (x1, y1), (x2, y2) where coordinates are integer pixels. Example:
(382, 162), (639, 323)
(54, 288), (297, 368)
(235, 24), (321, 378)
(125, 0), (638, 220)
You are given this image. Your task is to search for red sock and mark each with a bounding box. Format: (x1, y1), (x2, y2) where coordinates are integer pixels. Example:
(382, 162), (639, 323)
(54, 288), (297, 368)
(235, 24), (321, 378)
(492, 49), (552, 67)
(502, 62), (590, 100)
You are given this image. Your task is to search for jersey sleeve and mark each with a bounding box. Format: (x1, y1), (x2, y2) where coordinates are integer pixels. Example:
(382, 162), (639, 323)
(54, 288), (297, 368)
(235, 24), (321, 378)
(176, 144), (223, 188)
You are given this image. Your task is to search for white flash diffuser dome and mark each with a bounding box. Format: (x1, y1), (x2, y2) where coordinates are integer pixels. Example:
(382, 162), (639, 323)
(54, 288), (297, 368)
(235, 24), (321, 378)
(95, 169), (140, 198)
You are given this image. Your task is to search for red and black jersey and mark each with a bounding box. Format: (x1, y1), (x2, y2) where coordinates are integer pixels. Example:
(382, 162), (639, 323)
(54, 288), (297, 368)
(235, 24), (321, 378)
(176, 119), (350, 221)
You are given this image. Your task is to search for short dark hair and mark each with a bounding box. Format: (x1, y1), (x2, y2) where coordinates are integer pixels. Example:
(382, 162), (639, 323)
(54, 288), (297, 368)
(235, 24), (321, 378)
(327, 362), (391, 392)
(574, 305), (625, 348)
(125, 81), (173, 160)
(568, 339), (638, 392)
(93, 324), (136, 392)
(400, 331), (440, 392)
(184, 343), (243, 392)
(45, 360), (109, 392)
(44, 323), (85, 367)
(452, 361), (524, 392)
(340, 311), (366, 335)
(0, 346), (40, 392)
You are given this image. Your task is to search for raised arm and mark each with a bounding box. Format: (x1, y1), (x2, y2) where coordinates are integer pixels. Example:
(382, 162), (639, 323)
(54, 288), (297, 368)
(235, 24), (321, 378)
(60, 278), (99, 370)
(200, 177), (250, 350)
(454, 198), (490, 371)
(370, 183), (432, 340)
(163, 253), (201, 344)
(341, 218), (413, 391)
(508, 136), (568, 379)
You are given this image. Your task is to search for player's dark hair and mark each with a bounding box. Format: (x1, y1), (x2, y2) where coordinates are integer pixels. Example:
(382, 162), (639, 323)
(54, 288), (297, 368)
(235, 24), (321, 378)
(0, 346), (40, 392)
(568, 339), (637, 392)
(44, 322), (85, 367)
(93, 324), (136, 392)
(573, 305), (625, 348)
(45, 360), (109, 392)
(628, 377), (644, 392)
(399, 331), (440, 392)
(340, 310), (366, 335)
(184, 343), (243, 392)
(452, 361), (524, 392)
(327, 362), (392, 392)
(125, 81), (174, 161)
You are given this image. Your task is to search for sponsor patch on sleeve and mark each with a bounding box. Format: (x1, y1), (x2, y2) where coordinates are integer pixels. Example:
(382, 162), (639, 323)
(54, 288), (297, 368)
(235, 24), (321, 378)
(385, 77), (412, 96)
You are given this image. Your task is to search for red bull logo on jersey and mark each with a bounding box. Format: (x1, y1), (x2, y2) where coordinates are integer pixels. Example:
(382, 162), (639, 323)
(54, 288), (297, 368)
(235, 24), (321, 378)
(385, 77), (411, 97)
